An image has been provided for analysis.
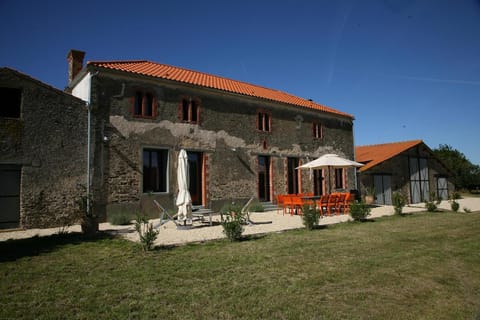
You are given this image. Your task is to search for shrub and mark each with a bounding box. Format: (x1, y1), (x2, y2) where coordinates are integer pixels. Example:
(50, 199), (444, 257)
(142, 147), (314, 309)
(349, 201), (371, 221)
(392, 192), (407, 215)
(450, 191), (461, 200)
(249, 202), (265, 212)
(425, 192), (437, 212)
(108, 209), (134, 225)
(302, 205), (320, 230)
(463, 207), (472, 213)
(134, 214), (159, 252)
(450, 201), (460, 212)
(220, 203), (245, 241)
(425, 201), (437, 212)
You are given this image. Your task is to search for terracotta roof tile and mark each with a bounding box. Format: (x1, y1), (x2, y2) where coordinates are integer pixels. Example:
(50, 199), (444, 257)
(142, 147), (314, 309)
(355, 140), (423, 172)
(87, 60), (352, 118)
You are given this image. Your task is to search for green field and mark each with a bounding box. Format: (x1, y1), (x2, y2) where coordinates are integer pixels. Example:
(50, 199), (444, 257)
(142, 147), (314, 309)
(1, 211), (479, 319)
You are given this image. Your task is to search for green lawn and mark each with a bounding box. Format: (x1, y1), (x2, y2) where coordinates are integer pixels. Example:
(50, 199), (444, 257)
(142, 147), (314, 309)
(1, 212), (479, 319)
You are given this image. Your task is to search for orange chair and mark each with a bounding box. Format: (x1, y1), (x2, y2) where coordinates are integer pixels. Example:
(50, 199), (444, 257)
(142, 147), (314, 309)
(319, 194), (329, 216)
(276, 194), (286, 215)
(291, 195), (304, 215)
(335, 193), (347, 215)
(282, 195), (295, 216)
(343, 193), (355, 214)
(326, 193), (339, 216)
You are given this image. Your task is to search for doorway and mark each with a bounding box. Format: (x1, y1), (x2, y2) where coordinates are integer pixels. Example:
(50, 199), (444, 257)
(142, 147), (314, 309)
(287, 157), (299, 194)
(0, 165), (21, 229)
(373, 174), (392, 205)
(313, 169), (324, 196)
(410, 157), (429, 203)
(258, 156), (271, 202)
(436, 176), (448, 200)
(187, 151), (203, 206)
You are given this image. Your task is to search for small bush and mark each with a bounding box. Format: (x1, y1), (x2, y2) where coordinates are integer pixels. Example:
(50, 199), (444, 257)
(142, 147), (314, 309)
(463, 207), (472, 213)
(134, 214), (159, 252)
(249, 202), (265, 212)
(220, 203), (245, 241)
(302, 205), (320, 230)
(450, 191), (461, 200)
(349, 201), (371, 221)
(108, 210), (134, 225)
(392, 192), (407, 215)
(425, 192), (437, 212)
(450, 201), (460, 212)
(425, 200), (437, 212)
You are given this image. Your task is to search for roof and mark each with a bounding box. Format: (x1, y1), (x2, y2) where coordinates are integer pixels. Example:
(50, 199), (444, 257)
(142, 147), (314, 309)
(355, 140), (424, 172)
(87, 60), (353, 119)
(0, 67), (84, 103)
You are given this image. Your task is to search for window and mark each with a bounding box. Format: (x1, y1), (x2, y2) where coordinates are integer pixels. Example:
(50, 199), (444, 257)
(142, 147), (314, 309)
(143, 149), (168, 193)
(0, 87), (21, 118)
(335, 168), (345, 189)
(313, 122), (323, 139)
(133, 91), (155, 118)
(287, 158), (300, 194)
(181, 98), (199, 123)
(257, 110), (271, 132)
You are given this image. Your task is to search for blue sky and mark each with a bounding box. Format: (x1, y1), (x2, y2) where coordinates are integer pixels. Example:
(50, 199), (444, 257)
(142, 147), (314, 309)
(1, 0), (479, 164)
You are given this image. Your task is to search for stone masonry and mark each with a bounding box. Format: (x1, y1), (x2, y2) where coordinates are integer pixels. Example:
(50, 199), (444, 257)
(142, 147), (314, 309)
(0, 68), (87, 228)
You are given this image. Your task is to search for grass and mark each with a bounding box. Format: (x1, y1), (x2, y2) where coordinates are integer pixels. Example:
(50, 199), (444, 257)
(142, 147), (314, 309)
(1, 212), (480, 319)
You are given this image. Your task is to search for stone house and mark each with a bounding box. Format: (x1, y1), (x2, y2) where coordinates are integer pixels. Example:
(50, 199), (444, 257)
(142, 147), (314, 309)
(67, 50), (357, 217)
(0, 67), (87, 229)
(355, 140), (454, 205)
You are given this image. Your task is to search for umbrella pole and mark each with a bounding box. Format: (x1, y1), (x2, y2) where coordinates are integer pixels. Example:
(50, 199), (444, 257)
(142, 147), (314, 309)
(328, 166), (332, 194)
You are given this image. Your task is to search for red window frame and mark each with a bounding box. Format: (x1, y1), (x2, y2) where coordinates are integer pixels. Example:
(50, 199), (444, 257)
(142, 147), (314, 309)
(256, 109), (271, 132)
(131, 90), (157, 119)
(313, 122), (323, 139)
(179, 97), (200, 124)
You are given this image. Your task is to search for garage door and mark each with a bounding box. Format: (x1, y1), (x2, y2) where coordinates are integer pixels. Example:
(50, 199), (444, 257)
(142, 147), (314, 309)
(0, 166), (21, 229)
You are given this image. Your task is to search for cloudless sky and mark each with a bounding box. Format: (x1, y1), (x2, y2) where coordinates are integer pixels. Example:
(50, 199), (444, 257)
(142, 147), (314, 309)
(1, 0), (479, 164)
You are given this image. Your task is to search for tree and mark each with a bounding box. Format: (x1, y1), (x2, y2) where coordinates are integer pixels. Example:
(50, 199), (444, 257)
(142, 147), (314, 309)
(433, 144), (480, 190)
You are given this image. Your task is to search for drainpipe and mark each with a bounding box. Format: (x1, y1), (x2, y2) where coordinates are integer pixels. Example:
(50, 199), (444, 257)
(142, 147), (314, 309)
(352, 120), (358, 191)
(86, 71), (99, 215)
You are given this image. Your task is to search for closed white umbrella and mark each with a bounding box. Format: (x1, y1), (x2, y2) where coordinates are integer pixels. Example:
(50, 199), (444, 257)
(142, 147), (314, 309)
(297, 154), (364, 193)
(176, 149), (192, 224)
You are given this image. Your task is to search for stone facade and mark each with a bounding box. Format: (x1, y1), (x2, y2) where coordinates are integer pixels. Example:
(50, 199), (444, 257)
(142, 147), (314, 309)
(75, 65), (356, 216)
(0, 68), (87, 228)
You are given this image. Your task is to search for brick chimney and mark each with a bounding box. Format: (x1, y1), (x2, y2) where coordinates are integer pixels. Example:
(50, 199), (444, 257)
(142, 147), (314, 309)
(67, 49), (85, 84)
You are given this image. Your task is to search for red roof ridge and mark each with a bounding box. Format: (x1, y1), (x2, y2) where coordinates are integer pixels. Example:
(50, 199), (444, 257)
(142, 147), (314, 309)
(356, 139), (423, 149)
(87, 59), (149, 64)
(87, 60), (353, 119)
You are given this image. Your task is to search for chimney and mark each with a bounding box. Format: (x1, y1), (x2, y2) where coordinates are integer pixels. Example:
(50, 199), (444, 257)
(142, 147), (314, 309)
(67, 49), (85, 84)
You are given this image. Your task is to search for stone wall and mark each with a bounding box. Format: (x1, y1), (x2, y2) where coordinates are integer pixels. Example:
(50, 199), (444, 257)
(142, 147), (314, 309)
(90, 71), (355, 215)
(0, 68), (87, 228)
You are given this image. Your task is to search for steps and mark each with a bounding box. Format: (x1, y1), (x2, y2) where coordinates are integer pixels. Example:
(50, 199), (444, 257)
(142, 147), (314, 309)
(260, 202), (279, 212)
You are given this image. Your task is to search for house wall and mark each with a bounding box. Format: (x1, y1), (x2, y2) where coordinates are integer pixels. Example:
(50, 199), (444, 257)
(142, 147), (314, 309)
(0, 69), (87, 228)
(89, 71), (355, 215)
(358, 144), (454, 204)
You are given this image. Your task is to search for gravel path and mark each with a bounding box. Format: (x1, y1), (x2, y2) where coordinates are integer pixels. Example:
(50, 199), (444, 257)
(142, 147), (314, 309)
(1, 197), (479, 246)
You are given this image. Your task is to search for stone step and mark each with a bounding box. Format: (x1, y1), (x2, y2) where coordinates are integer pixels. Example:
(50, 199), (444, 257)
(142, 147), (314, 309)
(260, 202), (279, 212)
